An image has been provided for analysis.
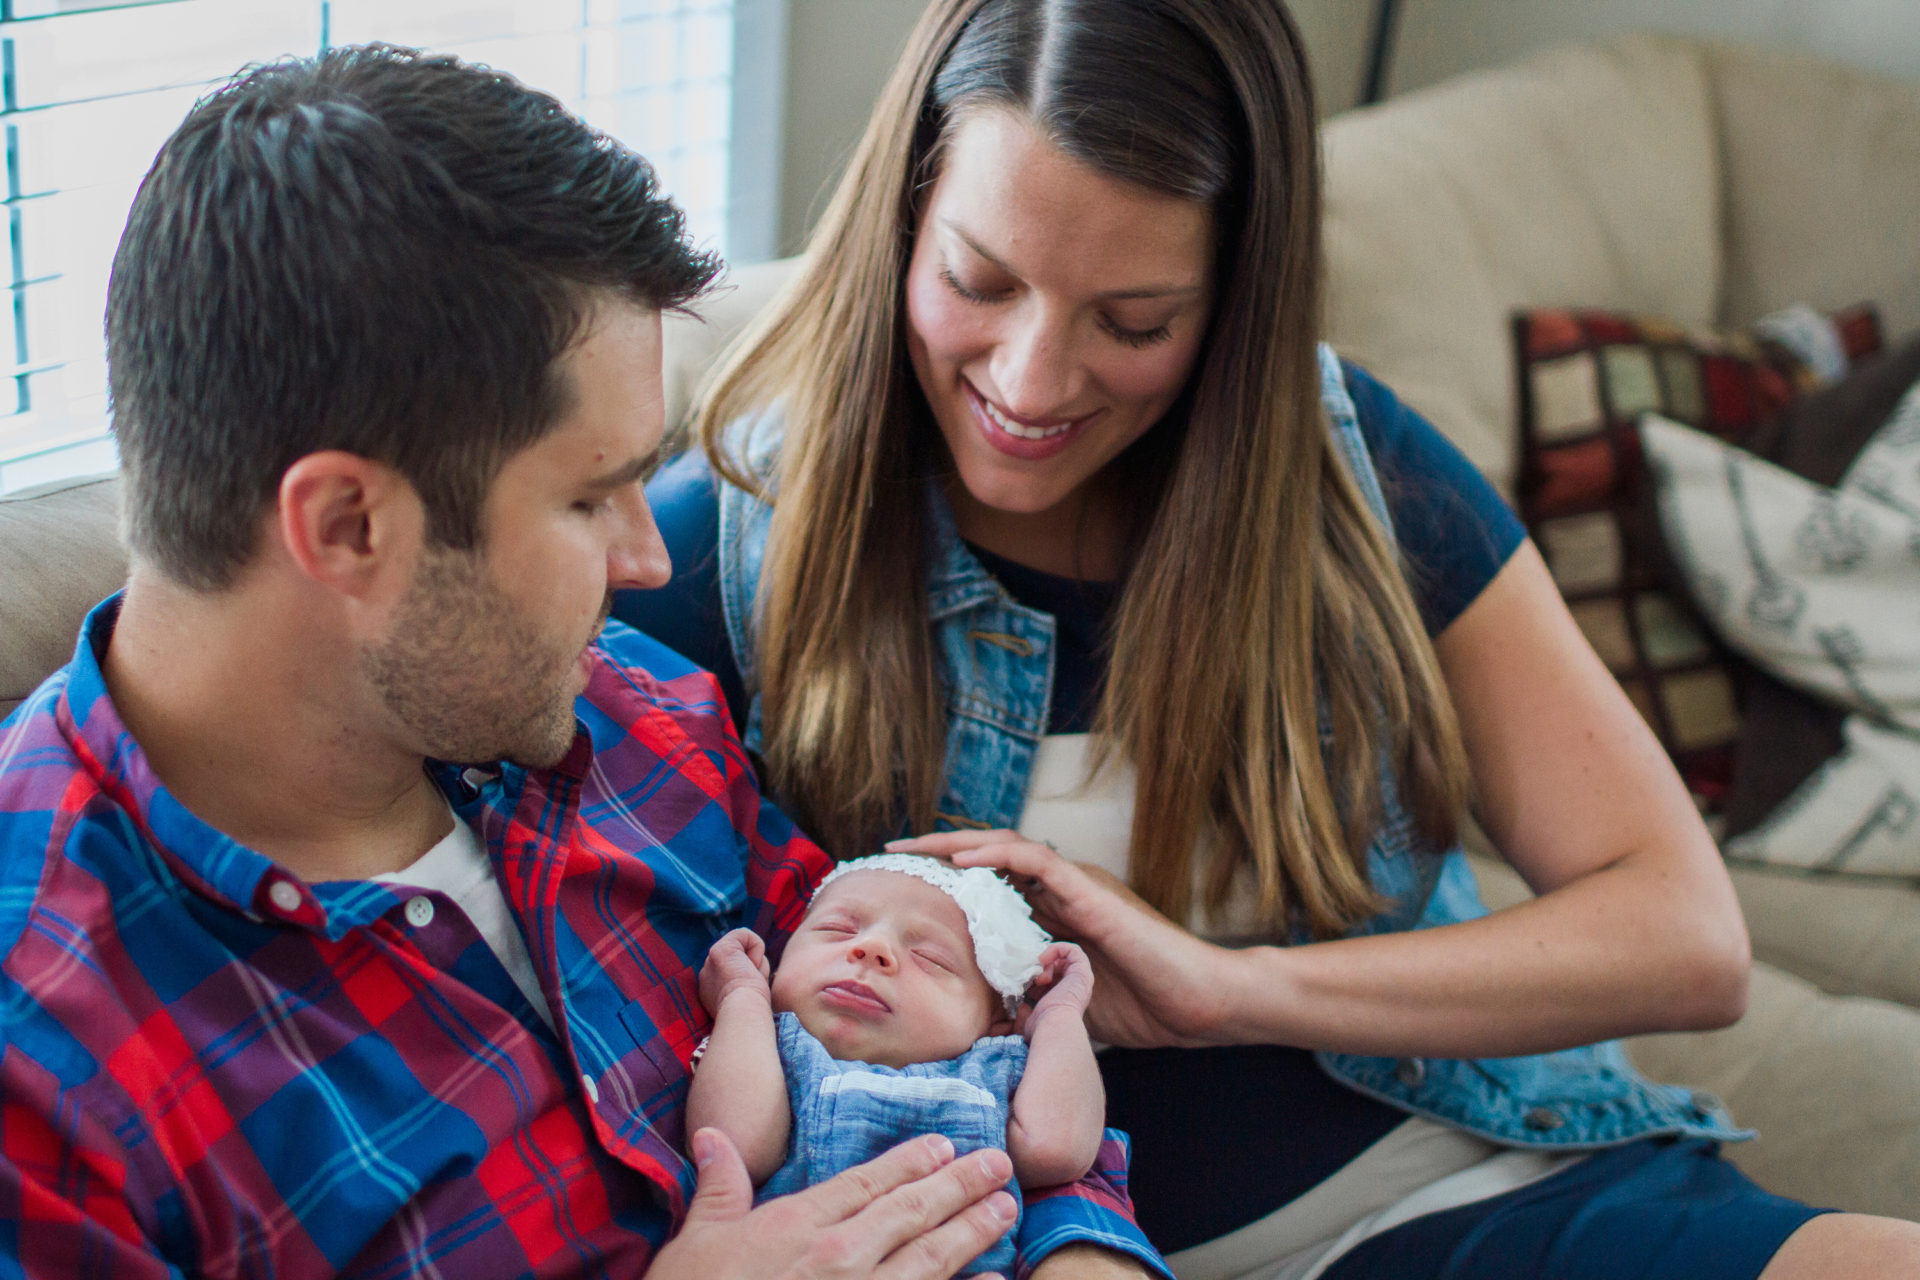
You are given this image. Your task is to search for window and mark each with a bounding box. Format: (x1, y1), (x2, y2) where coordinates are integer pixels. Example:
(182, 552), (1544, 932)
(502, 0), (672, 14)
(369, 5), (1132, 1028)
(0, 0), (785, 493)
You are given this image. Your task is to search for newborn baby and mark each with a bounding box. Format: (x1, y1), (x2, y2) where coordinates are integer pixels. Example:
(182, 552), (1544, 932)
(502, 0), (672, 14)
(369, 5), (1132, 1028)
(688, 854), (1104, 1277)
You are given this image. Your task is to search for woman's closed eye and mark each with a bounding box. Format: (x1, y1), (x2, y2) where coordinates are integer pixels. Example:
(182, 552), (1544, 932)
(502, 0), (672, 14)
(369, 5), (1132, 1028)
(1099, 314), (1174, 348)
(940, 264), (1174, 348)
(939, 265), (1009, 305)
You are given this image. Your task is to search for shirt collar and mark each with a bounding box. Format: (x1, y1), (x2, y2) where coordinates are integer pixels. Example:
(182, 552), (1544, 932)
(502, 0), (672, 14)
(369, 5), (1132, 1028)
(923, 479), (1006, 621)
(59, 593), (590, 938)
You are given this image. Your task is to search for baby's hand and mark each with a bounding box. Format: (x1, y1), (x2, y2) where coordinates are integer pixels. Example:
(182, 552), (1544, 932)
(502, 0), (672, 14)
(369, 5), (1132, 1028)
(1026, 942), (1094, 1027)
(699, 928), (772, 1013)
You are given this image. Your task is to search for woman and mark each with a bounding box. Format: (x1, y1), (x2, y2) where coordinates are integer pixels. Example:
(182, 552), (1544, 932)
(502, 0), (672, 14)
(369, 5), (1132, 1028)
(617, 0), (1920, 1275)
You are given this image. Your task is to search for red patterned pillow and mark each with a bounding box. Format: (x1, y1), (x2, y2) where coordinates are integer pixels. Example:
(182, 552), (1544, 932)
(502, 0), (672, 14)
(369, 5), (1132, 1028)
(1513, 305), (1883, 812)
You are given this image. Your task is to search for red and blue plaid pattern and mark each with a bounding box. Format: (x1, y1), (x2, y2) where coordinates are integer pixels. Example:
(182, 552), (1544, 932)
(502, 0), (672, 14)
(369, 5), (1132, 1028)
(0, 598), (1164, 1279)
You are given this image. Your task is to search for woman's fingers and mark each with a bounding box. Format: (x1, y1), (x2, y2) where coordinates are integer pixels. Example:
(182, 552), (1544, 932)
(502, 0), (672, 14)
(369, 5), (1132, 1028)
(884, 829), (1026, 856)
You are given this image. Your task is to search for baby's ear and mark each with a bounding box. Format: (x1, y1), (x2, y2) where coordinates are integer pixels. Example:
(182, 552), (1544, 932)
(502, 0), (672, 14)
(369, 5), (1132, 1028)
(993, 1000), (1028, 1038)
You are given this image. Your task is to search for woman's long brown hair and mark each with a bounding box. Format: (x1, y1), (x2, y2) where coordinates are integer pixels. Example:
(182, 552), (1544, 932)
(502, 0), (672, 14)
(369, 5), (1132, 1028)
(698, 0), (1472, 938)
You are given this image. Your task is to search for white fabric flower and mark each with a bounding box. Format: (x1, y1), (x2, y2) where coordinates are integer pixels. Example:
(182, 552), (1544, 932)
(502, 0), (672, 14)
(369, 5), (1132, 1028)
(817, 854), (1051, 1009)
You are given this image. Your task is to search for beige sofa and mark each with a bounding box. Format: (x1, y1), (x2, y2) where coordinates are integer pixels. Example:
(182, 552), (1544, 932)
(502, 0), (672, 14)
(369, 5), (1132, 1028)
(4, 33), (1917, 1220)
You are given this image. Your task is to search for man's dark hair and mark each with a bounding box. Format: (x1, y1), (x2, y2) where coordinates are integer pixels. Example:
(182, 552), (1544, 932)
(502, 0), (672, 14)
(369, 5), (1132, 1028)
(106, 43), (720, 589)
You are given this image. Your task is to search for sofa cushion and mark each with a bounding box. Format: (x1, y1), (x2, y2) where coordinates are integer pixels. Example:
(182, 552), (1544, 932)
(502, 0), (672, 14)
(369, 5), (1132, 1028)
(660, 256), (801, 448)
(0, 474), (126, 718)
(1720, 335), (1920, 840)
(1728, 863), (1920, 1010)
(1467, 850), (1920, 1219)
(1512, 305), (1880, 812)
(1643, 381), (1920, 878)
(1321, 35), (1722, 496)
(1645, 392), (1920, 733)
(1708, 42), (1920, 342)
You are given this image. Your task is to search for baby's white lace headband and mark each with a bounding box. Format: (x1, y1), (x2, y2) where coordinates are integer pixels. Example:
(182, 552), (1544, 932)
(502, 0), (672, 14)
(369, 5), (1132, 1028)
(817, 854), (1051, 1011)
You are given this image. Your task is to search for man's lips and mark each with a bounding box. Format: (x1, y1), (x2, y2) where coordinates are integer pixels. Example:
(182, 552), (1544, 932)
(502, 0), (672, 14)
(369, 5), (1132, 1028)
(819, 981), (891, 1015)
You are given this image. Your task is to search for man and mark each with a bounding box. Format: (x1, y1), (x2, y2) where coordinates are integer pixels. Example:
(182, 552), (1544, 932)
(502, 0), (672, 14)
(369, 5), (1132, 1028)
(0, 46), (1161, 1279)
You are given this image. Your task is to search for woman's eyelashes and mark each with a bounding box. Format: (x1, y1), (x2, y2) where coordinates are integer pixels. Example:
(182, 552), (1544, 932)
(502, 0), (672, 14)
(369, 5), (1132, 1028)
(938, 264), (1176, 349)
(1100, 316), (1174, 349)
(939, 265), (1005, 304)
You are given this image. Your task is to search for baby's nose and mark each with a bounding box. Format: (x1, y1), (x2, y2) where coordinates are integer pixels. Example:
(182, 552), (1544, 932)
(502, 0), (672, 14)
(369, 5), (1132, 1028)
(849, 940), (895, 969)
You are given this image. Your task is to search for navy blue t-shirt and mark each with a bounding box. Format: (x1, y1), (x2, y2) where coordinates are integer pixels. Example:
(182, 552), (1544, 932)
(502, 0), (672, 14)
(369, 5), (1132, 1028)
(613, 363), (1525, 1249)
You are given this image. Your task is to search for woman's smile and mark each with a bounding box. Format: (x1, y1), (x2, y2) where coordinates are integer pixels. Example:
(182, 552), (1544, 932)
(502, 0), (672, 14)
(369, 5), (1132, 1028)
(964, 379), (1100, 459)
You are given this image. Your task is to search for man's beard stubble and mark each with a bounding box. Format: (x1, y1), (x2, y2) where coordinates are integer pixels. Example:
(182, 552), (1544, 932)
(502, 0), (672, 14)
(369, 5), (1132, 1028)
(360, 545), (605, 769)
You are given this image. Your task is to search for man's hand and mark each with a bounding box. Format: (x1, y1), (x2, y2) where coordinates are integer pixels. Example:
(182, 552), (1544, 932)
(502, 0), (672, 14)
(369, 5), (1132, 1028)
(650, 1128), (1018, 1280)
(699, 927), (772, 1014)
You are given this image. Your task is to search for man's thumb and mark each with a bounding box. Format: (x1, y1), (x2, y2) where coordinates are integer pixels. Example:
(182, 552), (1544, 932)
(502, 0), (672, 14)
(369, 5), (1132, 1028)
(684, 1128), (753, 1223)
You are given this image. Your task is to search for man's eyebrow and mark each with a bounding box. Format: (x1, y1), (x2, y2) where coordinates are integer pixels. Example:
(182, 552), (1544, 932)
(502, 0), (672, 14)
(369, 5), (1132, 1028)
(582, 449), (658, 490)
(941, 219), (1204, 302)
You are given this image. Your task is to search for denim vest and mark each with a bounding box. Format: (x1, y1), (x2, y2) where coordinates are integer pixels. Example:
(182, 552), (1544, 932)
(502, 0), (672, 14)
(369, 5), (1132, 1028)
(714, 344), (1746, 1151)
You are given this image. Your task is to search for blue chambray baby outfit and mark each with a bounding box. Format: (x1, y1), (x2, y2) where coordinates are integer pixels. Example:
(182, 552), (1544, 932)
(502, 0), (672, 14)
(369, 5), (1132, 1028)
(758, 1012), (1028, 1277)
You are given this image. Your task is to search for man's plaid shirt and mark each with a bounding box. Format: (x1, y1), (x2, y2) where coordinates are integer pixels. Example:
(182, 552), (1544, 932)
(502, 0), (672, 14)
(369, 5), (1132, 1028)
(0, 599), (1164, 1278)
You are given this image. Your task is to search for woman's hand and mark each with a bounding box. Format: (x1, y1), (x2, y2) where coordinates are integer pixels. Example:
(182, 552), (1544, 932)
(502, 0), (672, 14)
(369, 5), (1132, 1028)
(700, 927), (773, 1014)
(885, 831), (1244, 1048)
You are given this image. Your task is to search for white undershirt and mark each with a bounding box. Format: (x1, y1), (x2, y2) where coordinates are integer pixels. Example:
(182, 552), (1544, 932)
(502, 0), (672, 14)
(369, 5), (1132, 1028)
(1018, 734), (1583, 1280)
(374, 809), (558, 1032)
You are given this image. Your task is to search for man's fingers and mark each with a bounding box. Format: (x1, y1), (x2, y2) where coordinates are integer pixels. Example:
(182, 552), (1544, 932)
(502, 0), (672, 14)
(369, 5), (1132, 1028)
(681, 1129), (754, 1227)
(872, 1190), (1017, 1280)
(795, 1134), (958, 1224)
(837, 1147), (1014, 1266)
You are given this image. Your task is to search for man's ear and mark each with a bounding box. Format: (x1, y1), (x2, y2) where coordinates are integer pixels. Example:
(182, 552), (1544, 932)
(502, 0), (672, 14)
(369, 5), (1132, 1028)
(276, 451), (423, 598)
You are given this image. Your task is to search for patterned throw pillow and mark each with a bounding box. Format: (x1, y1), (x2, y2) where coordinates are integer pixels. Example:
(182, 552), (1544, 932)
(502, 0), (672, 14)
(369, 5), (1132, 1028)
(1642, 383), (1920, 878)
(1512, 305), (1883, 811)
(1721, 333), (1920, 838)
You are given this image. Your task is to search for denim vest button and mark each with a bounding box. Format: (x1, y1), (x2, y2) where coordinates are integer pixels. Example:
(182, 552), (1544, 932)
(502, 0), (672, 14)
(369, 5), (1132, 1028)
(1523, 1107), (1566, 1132)
(1395, 1057), (1426, 1087)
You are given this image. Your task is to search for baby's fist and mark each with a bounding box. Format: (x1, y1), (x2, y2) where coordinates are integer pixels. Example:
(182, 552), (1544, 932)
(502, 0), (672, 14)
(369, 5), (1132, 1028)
(699, 928), (771, 1013)
(1027, 942), (1094, 1024)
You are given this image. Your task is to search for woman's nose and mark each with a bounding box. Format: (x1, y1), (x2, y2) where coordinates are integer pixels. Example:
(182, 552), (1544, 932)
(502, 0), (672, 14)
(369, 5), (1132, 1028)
(992, 308), (1083, 419)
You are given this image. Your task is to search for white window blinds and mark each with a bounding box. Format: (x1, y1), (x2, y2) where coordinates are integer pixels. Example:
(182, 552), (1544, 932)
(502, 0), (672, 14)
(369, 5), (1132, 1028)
(0, 0), (781, 493)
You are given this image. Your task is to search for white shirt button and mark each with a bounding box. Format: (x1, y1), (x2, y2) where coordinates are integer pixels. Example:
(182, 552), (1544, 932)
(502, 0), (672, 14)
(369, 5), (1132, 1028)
(581, 1072), (600, 1105)
(404, 896), (435, 928)
(267, 880), (302, 913)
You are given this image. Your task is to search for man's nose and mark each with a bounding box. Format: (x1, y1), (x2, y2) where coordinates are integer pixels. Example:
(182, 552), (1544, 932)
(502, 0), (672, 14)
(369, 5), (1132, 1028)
(991, 307), (1084, 419)
(609, 491), (672, 592)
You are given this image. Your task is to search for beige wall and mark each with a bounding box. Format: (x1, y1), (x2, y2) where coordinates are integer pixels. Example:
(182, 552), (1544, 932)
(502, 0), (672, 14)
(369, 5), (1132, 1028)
(1386, 0), (1920, 99)
(773, 0), (1370, 254)
(774, 0), (1920, 252)
(777, 0), (926, 255)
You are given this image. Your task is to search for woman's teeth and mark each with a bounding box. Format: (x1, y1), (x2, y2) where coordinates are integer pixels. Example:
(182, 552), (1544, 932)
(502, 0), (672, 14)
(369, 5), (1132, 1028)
(980, 395), (1076, 440)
